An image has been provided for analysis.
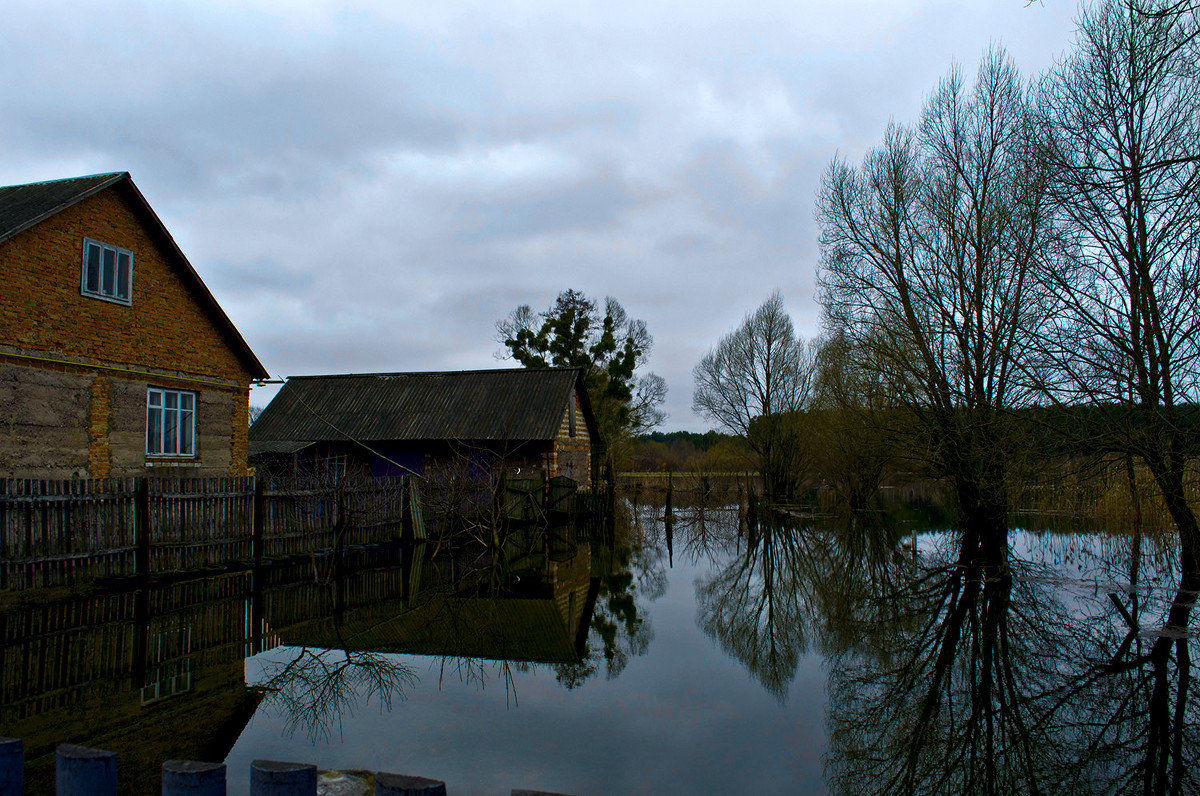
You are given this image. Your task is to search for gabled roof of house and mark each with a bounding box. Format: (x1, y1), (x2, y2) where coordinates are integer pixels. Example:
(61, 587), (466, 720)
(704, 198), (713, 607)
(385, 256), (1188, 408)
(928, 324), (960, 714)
(250, 367), (598, 444)
(278, 596), (584, 664)
(0, 172), (268, 379)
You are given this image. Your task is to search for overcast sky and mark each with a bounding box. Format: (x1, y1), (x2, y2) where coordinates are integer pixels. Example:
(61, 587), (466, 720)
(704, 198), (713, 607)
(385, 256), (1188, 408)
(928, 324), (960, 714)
(1, 0), (1081, 430)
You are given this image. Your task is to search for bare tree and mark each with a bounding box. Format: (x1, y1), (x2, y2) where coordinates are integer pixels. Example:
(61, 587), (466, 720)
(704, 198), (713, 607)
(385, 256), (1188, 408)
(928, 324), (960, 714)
(817, 48), (1057, 549)
(692, 291), (816, 500)
(811, 330), (904, 513)
(1035, 0), (1200, 571)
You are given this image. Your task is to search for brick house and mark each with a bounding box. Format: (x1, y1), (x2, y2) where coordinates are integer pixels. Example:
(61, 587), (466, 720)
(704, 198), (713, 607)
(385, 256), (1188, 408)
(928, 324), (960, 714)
(0, 172), (268, 478)
(248, 368), (597, 488)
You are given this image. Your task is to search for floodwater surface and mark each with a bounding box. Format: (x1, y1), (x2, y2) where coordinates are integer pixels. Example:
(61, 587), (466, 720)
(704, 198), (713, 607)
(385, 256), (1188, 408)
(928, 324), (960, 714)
(1, 500), (1196, 794)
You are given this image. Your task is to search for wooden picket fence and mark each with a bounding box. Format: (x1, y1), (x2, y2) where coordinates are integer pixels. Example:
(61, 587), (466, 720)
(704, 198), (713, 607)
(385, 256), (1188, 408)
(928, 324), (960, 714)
(0, 475), (423, 591)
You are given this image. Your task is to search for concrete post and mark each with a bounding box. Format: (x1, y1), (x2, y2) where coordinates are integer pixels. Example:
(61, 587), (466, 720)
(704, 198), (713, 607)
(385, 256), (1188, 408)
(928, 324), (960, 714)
(0, 738), (22, 796)
(374, 772), (447, 796)
(250, 760), (316, 795)
(162, 760), (226, 795)
(56, 744), (116, 796)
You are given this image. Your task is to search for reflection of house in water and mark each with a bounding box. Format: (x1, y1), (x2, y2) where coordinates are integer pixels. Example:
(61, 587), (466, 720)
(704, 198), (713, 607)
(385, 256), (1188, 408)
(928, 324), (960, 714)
(0, 529), (597, 793)
(276, 530), (597, 665)
(0, 576), (272, 795)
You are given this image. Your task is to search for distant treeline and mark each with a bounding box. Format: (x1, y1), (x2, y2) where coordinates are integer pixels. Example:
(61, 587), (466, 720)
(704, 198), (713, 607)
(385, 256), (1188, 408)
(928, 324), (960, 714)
(636, 430), (731, 452)
(1020, 404), (1200, 458)
(629, 431), (749, 472)
(628, 404), (1200, 527)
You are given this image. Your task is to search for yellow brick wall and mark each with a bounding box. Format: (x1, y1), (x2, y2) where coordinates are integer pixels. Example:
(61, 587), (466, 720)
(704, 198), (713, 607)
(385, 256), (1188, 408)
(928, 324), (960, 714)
(553, 388), (591, 488)
(0, 183), (252, 383)
(87, 374), (112, 477)
(0, 183), (258, 477)
(229, 388), (251, 477)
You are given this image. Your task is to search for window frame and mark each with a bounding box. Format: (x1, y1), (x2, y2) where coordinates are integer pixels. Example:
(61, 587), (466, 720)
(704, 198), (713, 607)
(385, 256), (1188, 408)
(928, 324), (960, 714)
(146, 387), (196, 458)
(81, 237), (133, 305)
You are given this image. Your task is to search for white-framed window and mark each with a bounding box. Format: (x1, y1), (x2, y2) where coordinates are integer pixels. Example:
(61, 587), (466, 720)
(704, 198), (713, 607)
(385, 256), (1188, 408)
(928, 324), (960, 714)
(147, 388), (195, 457)
(81, 237), (133, 304)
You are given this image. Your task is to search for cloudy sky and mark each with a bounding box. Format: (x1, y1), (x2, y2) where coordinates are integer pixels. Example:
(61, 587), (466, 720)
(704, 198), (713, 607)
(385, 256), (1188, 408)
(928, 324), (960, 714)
(1, 0), (1080, 430)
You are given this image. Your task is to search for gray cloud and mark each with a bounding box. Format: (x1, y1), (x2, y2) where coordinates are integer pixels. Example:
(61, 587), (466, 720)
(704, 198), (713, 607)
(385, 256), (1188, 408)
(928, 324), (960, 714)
(0, 0), (1081, 429)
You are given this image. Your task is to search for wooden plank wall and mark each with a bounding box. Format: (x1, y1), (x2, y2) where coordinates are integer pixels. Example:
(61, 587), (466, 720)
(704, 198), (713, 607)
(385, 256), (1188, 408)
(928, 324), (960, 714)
(0, 478), (138, 590)
(150, 477), (255, 573)
(0, 475), (416, 591)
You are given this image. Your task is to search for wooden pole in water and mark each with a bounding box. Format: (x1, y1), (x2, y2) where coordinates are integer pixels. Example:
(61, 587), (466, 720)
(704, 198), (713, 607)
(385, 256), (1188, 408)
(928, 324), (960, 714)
(375, 772), (448, 795)
(664, 469), (673, 522)
(745, 472), (758, 531)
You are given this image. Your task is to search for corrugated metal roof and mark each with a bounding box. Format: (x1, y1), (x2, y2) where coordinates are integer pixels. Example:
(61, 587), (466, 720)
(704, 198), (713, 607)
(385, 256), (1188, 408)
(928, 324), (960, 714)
(248, 440), (315, 456)
(249, 367), (592, 443)
(281, 596), (582, 664)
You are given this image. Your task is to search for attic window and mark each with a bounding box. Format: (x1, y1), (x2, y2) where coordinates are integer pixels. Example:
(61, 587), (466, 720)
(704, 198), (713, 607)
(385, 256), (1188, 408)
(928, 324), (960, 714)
(81, 238), (132, 304)
(569, 393), (577, 437)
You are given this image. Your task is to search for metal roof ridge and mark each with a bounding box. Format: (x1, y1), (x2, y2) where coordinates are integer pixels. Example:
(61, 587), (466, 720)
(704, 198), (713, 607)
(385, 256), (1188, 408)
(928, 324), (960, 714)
(284, 366), (582, 380)
(0, 171), (128, 189)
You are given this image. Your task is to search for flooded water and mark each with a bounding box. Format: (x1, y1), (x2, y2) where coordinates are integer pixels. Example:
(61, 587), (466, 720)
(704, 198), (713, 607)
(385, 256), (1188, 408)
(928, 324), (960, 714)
(1, 500), (1196, 794)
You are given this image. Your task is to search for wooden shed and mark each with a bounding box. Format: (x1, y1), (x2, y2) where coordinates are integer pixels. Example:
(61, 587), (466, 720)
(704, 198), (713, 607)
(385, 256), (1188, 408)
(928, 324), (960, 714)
(249, 367), (598, 488)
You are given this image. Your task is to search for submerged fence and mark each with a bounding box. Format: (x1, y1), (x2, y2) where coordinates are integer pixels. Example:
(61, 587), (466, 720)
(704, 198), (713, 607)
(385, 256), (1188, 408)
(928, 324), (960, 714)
(0, 475), (424, 591)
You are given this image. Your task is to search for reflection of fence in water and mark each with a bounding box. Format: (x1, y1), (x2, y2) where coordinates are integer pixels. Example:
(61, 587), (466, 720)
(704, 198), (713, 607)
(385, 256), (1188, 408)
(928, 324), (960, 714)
(0, 554), (419, 795)
(0, 551), (418, 736)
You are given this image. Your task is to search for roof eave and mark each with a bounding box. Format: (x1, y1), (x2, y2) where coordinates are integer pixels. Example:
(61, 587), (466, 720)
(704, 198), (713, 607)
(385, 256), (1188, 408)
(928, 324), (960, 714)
(117, 177), (270, 380)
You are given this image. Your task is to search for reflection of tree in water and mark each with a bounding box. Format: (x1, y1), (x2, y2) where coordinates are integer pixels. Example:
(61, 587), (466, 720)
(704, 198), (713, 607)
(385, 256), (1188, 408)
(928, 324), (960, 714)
(694, 510), (910, 702)
(824, 523), (1200, 795)
(436, 656), (528, 708)
(1054, 536), (1200, 795)
(695, 517), (815, 701)
(558, 506), (667, 686)
(669, 504), (741, 568)
(257, 644), (417, 743)
(590, 542), (660, 679)
(826, 532), (1071, 794)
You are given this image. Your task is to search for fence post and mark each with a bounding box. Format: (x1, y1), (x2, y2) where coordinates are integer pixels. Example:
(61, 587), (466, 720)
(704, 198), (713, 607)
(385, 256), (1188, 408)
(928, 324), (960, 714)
(401, 475), (412, 541)
(162, 760), (226, 795)
(135, 477), (151, 579)
(250, 760), (315, 795)
(253, 476), (266, 568)
(56, 744), (116, 796)
(0, 738), (22, 796)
